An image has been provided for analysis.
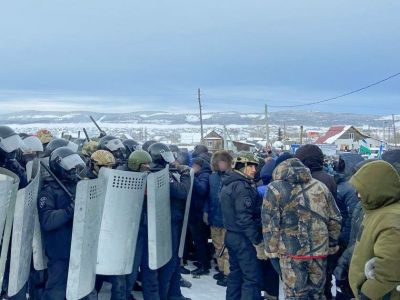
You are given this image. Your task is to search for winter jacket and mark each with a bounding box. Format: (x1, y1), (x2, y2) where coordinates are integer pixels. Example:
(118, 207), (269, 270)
(38, 180), (76, 260)
(349, 161), (400, 300)
(262, 158), (342, 259)
(205, 171), (226, 228)
(312, 169), (337, 200)
(220, 170), (263, 245)
(335, 173), (359, 245)
(334, 202), (364, 281)
(190, 161), (211, 220)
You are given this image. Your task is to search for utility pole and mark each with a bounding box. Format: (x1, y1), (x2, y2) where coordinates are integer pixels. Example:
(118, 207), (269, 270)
(300, 125), (304, 145)
(198, 88), (204, 143)
(392, 114), (397, 147)
(265, 104), (270, 145)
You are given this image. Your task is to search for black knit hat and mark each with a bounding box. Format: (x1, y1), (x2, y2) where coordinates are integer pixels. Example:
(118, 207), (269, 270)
(295, 144), (324, 172)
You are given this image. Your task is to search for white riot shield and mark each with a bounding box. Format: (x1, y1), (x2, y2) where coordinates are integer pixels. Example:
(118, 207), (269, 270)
(0, 168), (20, 289)
(178, 169), (195, 258)
(30, 159), (48, 271)
(147, 166), (172, 270)
(8, 163), (41, 296)
(96, 168), (146, 275)
(0, 175), (15, 246)
(67, 178), (105, 300)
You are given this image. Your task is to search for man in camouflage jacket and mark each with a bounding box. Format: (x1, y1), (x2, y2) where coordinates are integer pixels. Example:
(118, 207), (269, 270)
(262, 158), (341, 300)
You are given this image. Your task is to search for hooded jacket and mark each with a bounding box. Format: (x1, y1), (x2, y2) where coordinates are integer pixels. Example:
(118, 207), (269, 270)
(262, 158), (341, 259)
(220, 170), (262, 245)
(349, 161), (400, 300)
(190, 159), (211, 220)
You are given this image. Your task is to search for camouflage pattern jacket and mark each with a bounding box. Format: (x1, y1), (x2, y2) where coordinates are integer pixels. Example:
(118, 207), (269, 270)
(262, 158), (341, 259)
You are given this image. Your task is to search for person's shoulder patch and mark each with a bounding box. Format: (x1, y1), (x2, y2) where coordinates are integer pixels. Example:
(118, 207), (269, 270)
(39, 197), (47, 209)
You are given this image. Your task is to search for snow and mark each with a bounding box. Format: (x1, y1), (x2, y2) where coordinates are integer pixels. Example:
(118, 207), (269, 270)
(202, 114), (213, 120)
(186, 115), (200, 122)
(180, 132), (202, 144)
(98, 262), (287, 299)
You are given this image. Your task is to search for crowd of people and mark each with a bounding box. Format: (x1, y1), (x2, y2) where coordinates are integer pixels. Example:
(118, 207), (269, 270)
(0, 124), (400, 300)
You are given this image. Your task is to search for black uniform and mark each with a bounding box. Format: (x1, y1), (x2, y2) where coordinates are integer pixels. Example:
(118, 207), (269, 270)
(220, 170), (262, 300)
(37, 180), (75, 300)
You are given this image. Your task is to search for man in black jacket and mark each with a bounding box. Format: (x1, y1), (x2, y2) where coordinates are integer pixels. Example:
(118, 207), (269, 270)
(37, 147), (85, 300)
(220, 152), (263, 300)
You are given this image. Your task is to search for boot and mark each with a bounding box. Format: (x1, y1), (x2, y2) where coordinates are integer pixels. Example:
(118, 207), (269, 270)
(191, 265), (210, 277)
(213, 271), (224, 281)
(216, 276), (228, 287)
(180, 277), (192, 289)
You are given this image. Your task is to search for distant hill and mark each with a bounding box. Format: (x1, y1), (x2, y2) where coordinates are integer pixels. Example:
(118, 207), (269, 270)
(0, 110), (388, 127)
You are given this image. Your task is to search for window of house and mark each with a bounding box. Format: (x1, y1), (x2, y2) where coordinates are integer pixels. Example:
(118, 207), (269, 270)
(208, 141), (213, 147)
(349, 133), (355, 140)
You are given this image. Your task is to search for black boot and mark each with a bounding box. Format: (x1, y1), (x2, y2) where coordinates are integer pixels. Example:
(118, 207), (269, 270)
(180, 266), (191, 275)
(217, 276), (228, 287)
(191, 265), (210, 277)
(213, 271), (224, 281)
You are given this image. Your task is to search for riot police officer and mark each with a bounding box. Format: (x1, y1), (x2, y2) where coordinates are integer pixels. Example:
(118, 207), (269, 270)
(125, 150), (160, 300)
(0, 125), (28, 189)
(37, 147), (85, 299)
(147, 143), (191, 300)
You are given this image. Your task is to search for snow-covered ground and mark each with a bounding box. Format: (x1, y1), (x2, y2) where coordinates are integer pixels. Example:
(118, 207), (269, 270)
(98, 261), (288, 299)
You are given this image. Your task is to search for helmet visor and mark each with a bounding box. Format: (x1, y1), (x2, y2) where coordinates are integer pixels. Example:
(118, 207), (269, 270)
(106, 139), (125, 152)
(66, 141), (79, 153)
(0, 134), (24, 153)
(59, 154), (85, 171)
(160, 150), (175, 164)
(21, 136), (44, 153)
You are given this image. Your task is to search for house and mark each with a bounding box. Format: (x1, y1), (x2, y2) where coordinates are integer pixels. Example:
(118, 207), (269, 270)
(203, 130), (224, 152)
(314, 125), (384, 151)
(232, 141), (256, 152)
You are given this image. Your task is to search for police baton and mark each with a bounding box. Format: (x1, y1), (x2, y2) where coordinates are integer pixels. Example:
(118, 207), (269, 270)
(83, 128), (91, 142)
(89, 115), (107, 137)
(40, 161), (74, 201)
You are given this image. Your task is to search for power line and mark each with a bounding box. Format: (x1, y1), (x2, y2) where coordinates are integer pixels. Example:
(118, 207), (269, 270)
(269, 72), (400, 108)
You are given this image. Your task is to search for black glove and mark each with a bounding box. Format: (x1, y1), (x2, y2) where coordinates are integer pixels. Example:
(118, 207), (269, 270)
(177, 165), (191, 175)
(270, 258), (281, 276)
(65, 201), (75, 217)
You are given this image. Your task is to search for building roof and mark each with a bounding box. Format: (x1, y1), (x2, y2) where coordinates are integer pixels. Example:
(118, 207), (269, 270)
(314, 125), (370, 144)
(204, 130), (223, 140)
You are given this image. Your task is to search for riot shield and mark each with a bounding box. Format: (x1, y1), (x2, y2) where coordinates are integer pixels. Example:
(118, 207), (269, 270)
(0, 168), (20, 289)
(8, 163), (41, 296)
(66, 177), (105, 300)
(178, 169), (195, 258)
(96, 168), (146, 275)
(147, 166), (172, 270)
(29, 159), (48, 271)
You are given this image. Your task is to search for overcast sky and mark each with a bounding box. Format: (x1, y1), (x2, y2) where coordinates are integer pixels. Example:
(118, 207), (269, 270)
(0, 1), (399, 114)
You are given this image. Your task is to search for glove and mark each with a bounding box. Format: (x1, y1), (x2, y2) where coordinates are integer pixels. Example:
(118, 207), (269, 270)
(203, 212), (209, 226)
(364, 257), (376, 280)
(177, 165), (191, 175)
(254, 243), (267, 260)
(270, 258), (281, 276)
(65, 201), (75, 218)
